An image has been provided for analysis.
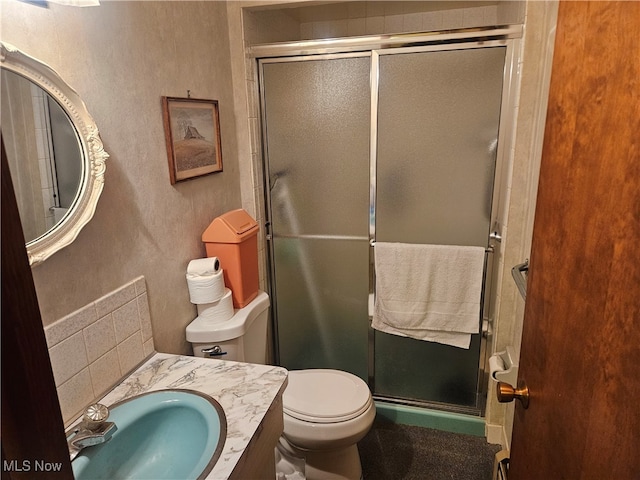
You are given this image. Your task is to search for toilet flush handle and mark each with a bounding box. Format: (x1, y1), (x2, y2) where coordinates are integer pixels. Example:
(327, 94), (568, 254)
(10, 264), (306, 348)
(201, 346), (227, 357)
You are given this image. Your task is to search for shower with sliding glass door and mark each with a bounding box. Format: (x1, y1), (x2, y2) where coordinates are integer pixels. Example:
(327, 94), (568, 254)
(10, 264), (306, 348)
(258, 33), (516, 415)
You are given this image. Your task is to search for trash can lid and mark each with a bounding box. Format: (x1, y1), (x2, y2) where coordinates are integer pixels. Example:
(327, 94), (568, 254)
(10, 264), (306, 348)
(202, 209), (259, 243)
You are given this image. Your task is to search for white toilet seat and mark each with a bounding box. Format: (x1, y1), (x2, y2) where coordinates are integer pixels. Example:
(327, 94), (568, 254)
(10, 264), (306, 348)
(283, 369), (371, 423)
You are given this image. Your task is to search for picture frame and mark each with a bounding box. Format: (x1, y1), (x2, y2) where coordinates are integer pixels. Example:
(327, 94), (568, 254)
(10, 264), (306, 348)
(162, 96), (223, 184)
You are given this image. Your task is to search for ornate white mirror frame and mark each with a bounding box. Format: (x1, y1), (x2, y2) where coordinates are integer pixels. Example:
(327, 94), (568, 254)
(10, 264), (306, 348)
(1, 42), (108, 267)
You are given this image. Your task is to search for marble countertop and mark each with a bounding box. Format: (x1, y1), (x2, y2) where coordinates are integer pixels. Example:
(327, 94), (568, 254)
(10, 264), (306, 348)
(96, 352), (288, 479)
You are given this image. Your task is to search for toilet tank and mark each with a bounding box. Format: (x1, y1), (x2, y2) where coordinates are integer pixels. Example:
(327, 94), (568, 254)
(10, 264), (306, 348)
(187, 290), (269, 364)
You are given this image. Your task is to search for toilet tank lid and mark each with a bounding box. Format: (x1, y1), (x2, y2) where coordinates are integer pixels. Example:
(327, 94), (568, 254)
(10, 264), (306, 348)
(283, 369), (372, 423)
(186, 290), (269, 343)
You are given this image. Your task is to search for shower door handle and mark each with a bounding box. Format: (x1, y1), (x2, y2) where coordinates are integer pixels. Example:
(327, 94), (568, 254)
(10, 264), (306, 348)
(496, 380), (530, 409)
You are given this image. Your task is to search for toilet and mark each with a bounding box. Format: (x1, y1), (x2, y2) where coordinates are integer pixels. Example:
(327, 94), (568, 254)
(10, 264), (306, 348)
(186, 290), (375, 480)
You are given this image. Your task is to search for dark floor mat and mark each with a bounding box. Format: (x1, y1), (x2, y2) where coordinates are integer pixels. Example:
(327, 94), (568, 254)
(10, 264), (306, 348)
(359, 417), (501, 480)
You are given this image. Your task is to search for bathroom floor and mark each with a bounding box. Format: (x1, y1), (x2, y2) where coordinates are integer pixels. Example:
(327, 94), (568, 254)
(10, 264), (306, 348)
(359, 417), (501, 480)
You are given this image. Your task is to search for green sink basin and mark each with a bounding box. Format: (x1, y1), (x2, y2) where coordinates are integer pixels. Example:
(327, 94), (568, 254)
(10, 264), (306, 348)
(72, 389), (226, 480)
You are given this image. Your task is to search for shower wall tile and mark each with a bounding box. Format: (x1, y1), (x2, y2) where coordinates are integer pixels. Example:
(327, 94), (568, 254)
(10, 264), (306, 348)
(384, 14), (404, 34)
(251, 153), (262, 190)
(241, 167), (256, 216)
(293, 2), (505, 40)
(300, 22), (313, 40)
(241, 55), (266, 252)
(422, 11), (444, 32)
(299, 3), (347, 23)
(365, 16), (385, 35)
(497, 1), (526, 25)
(403, 13), (423, 33)
(483, 5), (499, 25)
(246, 80), (258, 121)
(366, 2), (385, 18)
(314, 20), (349, 39)
(245, 56), (255, 82)
(348, 17), (367, 36)
(348, 1), (367, 19)
(463, 7), (486, 28)
(244, 7), (302, 45)
(383, 1), (403, 16)
(441, 8), (464, 29)
(44, 276), (155, 425)
(249, 117), (261, 156)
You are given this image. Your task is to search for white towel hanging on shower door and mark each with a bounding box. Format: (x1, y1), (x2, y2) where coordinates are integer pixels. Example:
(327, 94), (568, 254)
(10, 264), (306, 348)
(372, 242), (485, 349)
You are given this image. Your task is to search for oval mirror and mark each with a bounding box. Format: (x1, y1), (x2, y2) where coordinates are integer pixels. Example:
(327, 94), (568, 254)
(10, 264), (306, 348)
(1, 42), (108, 266)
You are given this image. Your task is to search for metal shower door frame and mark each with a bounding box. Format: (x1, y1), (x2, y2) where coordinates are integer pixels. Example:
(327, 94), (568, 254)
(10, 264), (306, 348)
(258, 50), (373, 375)
(368, 39), (520, 414)
(258, 31), (522, 415)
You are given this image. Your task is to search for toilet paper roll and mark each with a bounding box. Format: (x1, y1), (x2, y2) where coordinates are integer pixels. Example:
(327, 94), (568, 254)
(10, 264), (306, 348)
(489, 355), (506, 381)
(186, 268), (226, 304)
(187, 257), (221, 276)
(196, 288), (234, 324)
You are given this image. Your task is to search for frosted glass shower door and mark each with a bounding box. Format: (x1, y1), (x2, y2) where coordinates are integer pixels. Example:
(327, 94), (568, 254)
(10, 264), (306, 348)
(261, 56), (371, 380)
(374, 46), (506, 407)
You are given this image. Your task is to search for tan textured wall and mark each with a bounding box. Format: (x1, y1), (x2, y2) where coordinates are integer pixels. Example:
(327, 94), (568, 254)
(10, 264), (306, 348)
(1, 1), (241, 355)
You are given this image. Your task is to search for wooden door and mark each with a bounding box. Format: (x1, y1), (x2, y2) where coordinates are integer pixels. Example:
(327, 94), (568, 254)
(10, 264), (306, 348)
(508, 2), (640, 478)
(2, 137), (73, 478)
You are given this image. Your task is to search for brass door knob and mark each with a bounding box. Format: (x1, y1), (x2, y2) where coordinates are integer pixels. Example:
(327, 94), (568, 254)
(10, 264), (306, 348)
(496, 380), (530, 409)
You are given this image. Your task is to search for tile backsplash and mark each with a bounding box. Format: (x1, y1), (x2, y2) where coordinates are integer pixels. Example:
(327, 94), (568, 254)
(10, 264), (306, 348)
(44, 276), (155, 424)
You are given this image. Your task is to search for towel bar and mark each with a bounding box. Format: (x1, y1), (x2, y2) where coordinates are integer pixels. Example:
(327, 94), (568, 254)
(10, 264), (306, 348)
(369, 240), (494, 253)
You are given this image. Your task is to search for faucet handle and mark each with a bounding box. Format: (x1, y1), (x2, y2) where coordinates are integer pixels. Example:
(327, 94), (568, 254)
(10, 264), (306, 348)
(82, 403), (109, 430)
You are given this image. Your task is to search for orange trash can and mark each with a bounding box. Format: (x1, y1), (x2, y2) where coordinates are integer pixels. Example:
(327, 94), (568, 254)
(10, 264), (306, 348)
(202, 209), (260, 308)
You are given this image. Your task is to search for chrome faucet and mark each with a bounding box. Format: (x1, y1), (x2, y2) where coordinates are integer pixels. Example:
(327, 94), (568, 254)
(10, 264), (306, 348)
(66, 403), (117, 461)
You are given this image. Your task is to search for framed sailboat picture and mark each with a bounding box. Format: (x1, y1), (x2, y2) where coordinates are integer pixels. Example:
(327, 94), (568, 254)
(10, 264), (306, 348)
(162, 96), (223, 184)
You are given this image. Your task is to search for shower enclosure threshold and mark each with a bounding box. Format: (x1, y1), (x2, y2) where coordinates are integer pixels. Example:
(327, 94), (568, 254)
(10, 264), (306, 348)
(373, 398), (486, 437)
